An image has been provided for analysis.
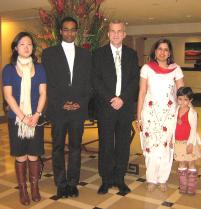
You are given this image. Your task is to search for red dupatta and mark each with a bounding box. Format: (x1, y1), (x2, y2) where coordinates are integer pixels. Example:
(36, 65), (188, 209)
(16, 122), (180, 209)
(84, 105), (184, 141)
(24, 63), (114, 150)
(147, 61), (177, 74)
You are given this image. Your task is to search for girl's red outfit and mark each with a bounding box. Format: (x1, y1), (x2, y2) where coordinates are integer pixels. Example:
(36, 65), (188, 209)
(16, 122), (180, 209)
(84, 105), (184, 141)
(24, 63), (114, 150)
(175, 110), (190, 141)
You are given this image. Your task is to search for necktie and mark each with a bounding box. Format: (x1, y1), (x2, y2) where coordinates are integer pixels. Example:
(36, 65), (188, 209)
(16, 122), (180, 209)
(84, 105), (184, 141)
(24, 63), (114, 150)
(115, 50), (121, 96)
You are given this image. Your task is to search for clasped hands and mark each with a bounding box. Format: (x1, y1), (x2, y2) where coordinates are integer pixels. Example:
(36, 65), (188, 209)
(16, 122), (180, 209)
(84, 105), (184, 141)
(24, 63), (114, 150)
(22, 113), (40, 127)
(63, 101), (80, 111)
(110, 97), (124, 110)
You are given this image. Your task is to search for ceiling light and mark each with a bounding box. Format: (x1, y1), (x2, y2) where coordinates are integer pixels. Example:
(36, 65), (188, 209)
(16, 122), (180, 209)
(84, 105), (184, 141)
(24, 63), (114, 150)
(148, 17), (155, 20)
(186, 15), (192, 18)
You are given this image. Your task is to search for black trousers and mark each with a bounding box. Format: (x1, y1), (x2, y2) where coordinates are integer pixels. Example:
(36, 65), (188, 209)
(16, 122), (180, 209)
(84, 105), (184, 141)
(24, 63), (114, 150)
(51, 119), (84, 188)
(98, 112), (132, 185)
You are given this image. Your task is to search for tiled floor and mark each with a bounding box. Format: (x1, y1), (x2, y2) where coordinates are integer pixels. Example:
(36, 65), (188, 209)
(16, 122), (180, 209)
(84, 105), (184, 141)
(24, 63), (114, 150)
(0, 112), (201, 209)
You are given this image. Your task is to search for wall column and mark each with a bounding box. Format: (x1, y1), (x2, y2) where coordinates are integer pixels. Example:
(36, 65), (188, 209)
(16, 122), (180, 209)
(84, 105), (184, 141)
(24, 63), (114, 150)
(0, 17), (4, 116)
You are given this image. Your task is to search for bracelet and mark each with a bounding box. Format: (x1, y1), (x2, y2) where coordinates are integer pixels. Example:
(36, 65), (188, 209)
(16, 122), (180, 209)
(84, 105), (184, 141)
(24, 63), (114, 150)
(136, 120), (142, 123)
(21, 115), (25, 122)
(36, 111), (42, 116)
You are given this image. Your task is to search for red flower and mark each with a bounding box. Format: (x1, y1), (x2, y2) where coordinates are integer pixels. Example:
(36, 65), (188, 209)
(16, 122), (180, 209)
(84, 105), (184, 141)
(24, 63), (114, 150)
(82, 43), (91, 49)
(38, 9), (52, 26)
(145, 132), (149, 137)
(95, 12), (104, 19)
(96, 0), (104, 5)
(145, 148), (150, 153)
(148, 101), (153, 107)
(56, 0), (64, 15)
(164, 142), (167, 147)
(75, 3), (86, 18)
(168, 100), (173, 106)
(163, 126), (167, 132)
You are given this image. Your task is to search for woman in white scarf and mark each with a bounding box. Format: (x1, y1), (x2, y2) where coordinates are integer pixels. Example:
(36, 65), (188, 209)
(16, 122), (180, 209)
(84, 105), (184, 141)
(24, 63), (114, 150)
(2, 32), (46, 205)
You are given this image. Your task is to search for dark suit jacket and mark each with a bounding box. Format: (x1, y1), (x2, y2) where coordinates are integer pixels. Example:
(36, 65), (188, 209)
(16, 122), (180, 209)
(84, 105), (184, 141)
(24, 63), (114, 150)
(41, 44), (92, 122)
(92, 44), (139, 120)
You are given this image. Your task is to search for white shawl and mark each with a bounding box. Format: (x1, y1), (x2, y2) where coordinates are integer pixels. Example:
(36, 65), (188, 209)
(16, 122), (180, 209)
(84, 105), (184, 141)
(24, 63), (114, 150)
(15, 56), (35, 139)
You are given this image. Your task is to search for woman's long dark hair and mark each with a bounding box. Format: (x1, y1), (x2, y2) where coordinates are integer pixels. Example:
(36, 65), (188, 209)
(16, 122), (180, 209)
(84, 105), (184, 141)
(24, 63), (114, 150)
(149, 39), (174, 65)
(11, 32), (37, 65)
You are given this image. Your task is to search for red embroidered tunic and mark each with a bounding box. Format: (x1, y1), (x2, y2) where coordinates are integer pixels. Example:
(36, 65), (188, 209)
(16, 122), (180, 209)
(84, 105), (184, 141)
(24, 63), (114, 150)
(175, 111), (191, 141)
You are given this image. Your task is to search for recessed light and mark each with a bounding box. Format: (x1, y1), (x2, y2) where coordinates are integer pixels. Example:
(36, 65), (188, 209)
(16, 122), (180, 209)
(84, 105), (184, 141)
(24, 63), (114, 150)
(148, 17), (155, 20)
(186, 15), (192, 18)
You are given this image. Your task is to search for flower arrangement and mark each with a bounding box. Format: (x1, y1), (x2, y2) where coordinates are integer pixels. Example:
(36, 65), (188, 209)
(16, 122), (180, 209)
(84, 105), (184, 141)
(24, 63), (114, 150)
(35, 0), (108, 53)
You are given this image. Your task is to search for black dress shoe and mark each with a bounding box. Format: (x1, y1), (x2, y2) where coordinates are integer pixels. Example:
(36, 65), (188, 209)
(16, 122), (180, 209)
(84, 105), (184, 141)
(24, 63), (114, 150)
(57, 187), (68, 198)
(97, 183), (110, 194)
(67, 186), (79, 197)
(117, 183), (131, 195)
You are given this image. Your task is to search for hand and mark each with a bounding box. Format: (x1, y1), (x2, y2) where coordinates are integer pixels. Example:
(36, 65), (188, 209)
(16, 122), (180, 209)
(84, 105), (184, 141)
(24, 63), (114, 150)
(63, 101), (80, 111)
(72, 103), (80, 110)
(22, 116), (32, 127)
(135, 120), (143, 132)
(29, 114), (40, 127)
(169, 140), (173, 149)
(110, 97), (124, 110)
(186, 143), (193, 154)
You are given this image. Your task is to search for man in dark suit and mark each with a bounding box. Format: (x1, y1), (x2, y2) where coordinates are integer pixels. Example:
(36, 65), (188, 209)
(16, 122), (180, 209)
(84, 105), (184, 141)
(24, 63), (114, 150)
(92, 20), (139, 195)
(42, 17), (91, 198)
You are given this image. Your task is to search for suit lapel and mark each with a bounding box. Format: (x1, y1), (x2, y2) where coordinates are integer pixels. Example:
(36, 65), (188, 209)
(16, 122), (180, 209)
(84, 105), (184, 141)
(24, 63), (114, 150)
(121, 45), (127, 72)
(105, 44), (116, 74)
(58, 44), (71, 72)
(71, 45), (79, 86)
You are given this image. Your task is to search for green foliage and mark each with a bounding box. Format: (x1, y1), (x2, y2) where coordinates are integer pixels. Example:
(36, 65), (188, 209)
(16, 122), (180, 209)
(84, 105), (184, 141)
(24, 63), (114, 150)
(35, 0), (108, 53)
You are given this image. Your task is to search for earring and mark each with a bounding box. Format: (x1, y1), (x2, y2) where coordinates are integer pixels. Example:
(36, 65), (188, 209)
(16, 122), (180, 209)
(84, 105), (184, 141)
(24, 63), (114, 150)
(167, 57), (170, 64)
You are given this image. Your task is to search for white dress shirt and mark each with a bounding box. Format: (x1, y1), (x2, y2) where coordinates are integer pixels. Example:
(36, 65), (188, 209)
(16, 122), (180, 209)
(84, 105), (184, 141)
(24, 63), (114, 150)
(61, 41), (75, 84)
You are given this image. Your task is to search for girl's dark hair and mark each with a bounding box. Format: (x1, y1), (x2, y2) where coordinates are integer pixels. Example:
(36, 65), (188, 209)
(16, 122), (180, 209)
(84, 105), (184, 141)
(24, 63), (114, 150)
(11, 32), (37, 65)
(60, 16), (78, 30)
(177, 87), (194, 100)
(149, 38), (174, 65)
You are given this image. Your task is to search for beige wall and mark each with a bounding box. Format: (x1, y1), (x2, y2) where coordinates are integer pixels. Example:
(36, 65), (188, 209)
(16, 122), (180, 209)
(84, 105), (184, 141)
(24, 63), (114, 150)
(1, 18), (42, 68)
(126, 22), (201, 37)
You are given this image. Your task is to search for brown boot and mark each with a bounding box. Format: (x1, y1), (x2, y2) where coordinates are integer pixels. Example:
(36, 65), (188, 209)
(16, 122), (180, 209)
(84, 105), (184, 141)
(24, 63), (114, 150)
(178, 168), (187, 194)
(187, 169), (198, 195)
(28, 159), (42, 202)
(15, 160), (30, 205)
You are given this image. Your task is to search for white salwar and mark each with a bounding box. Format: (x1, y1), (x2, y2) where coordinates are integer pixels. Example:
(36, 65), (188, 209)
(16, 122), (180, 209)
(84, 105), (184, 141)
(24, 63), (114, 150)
(140, 63), (183, 184)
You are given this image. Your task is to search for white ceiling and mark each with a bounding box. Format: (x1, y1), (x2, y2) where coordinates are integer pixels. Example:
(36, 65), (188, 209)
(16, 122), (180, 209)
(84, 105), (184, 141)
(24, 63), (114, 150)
(0, 0), (201, 26)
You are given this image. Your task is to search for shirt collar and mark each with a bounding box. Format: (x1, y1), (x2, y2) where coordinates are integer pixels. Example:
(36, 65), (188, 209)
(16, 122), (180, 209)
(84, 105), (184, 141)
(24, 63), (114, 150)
(110, 43), (122, 53)
(110, 44), (122, 59)
(61, 41), (75, 49)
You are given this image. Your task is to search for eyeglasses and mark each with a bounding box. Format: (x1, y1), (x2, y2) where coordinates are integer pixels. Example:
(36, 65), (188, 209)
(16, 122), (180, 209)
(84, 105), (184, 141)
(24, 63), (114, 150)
(62, 28), (77, 33)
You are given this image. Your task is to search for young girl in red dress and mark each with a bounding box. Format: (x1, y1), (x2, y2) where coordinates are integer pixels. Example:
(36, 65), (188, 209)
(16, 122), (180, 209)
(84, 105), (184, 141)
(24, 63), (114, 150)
(174, 87), (201, 195)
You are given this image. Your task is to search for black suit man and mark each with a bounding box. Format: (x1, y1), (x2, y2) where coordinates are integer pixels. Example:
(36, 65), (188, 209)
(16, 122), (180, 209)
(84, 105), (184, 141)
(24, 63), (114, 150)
(92, 20), (139, 195)
(42, 17), (91, 198)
